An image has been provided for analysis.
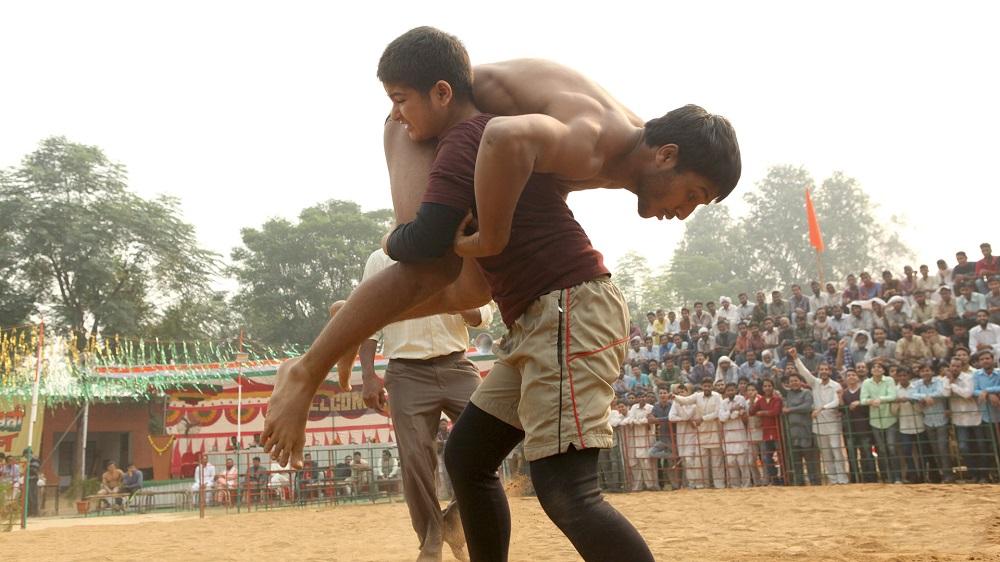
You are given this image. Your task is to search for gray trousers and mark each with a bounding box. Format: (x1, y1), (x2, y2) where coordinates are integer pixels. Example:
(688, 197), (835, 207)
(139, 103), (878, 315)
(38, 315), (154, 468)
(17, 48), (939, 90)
(385, 351), (481, 559)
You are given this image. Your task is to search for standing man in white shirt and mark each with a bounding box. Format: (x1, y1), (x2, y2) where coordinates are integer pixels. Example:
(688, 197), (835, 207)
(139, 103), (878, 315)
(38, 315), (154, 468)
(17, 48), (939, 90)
(718, 383), (751, 488)
(668, 385), (701, 489)
(191, 454), (216, 505)
(945, 353), (985, 482)
(788, 348), (848, 484)
(674, 378), (725, 489)
(360, 249), (493, 562)
(623, 394), (658, 491)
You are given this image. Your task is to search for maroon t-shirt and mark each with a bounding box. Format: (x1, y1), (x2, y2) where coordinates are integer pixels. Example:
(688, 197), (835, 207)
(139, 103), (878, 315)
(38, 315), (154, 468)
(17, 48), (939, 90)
(423, 113), (609, 326)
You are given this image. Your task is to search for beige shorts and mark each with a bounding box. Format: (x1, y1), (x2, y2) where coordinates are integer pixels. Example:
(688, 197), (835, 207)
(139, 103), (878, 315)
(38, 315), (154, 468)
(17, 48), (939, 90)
(470, 276), (629, 461)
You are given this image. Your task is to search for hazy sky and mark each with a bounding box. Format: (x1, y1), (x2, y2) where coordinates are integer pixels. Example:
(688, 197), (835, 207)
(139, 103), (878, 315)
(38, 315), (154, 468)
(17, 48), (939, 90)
(2, 1), (998, 282)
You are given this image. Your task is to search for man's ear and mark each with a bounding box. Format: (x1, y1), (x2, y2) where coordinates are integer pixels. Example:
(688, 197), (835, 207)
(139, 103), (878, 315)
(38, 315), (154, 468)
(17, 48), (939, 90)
(431, 80), (454, 107)
(655, 143), (680, 170)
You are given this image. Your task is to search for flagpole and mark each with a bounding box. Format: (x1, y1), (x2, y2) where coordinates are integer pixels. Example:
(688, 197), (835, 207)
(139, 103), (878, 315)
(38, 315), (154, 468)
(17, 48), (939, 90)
(22, 321), (44, 529)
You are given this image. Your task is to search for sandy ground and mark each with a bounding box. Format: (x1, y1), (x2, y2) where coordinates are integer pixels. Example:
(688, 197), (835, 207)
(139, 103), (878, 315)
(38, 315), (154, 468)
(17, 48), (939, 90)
(6, 484), (1000, 561)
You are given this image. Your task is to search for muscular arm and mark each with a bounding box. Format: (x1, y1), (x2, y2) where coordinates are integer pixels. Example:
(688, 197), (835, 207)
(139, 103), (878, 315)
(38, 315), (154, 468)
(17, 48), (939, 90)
(455, 114), (603, 257)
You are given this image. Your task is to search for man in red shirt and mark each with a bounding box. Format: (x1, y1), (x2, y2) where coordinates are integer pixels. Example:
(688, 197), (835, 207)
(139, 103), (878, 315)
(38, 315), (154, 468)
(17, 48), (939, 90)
(750, 378), (784, 485)
(975, 243), (999, 294)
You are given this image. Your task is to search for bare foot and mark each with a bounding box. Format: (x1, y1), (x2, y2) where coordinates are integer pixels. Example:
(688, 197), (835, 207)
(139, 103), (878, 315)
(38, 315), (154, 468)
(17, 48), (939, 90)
(261, 357), (314, 469)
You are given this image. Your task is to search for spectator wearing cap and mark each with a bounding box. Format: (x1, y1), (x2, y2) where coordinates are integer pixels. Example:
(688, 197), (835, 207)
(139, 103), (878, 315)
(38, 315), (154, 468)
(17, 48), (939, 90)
(969, 310), (1000, 356)
(850, 331), (872, 367)
(987, 277), (1000, 324)
(910, 362), (954, 483)
(957, 283), (987, 322)
(717, 297), (739, 328)
(768, 291), (789, 320)
(885, 296), (909, 339)
(789, 284), (810, 317)
(714, 356), (739, 385)
(934, 259), (953, 288)
(975, 243), (1000, 294)
(935, 286), (959, 335)
(737, 293), (755, 323)
(910, 290), (937, 327)
(627, 336), (643, 363)
(695, 327), (714, 357)
(895, 324), (930, 363)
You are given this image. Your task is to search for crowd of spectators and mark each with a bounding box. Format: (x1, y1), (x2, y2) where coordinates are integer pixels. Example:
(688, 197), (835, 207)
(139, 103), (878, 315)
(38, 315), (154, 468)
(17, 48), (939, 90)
(609, 244), (1000, 490)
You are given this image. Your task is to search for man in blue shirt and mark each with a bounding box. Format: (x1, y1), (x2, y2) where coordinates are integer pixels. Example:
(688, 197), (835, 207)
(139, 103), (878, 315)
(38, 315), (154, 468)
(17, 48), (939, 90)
(123, 462), (144, 496)
(973, 350), (1000, 422)
(910, 363), (954, 483)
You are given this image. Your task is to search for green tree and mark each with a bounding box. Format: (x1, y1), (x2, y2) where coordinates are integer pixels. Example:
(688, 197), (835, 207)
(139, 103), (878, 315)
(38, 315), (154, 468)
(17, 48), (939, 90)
(145, 291), (237, 343)
(614, 251), (651, 325)
(231, 200), (392, 348)
(664, 165), (912, 305)
(4, 137), (219, 348)
(0, 171), (37, 327)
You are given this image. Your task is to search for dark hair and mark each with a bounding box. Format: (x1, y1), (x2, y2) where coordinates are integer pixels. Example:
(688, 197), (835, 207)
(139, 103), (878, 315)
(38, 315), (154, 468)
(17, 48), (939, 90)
(377, 27), (473, 101)
(252, 456), (260, 462)
(644, 104), (740, 201)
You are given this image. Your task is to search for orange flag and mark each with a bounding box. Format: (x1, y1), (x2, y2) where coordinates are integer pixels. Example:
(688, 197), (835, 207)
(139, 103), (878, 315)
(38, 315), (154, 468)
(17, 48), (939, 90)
(805, 189), (825, 252)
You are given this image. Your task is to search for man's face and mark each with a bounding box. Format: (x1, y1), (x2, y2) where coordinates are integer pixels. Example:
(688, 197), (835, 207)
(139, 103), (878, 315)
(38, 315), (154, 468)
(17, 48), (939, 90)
(789, 375), (802, 390)
(634, 164), (716, 221)
(724, 386), (736, 399)
(779, 317), (790, 329)
(657, 310), (665, 321)
(756, 292), (765, 304)
(915, 292), (926, 305)
(847, 275), (857, 287)
(792, 286), (802, 298)
(920, 265), (929, 277)
(851, 305), (862, 317)
(957, 253), (968, 265)
(818, 364), (830, 380)
(644, 337), (653, 348)
(668, 311), (676, 321)
(856, 334), (868, 348)
(764, 318), (773, 330)
(384, 83), (449, 142)
(694, 303), (703, 314)
(982, 244), (992, 258)
(252, 458), (260, 467)
(826, 283), (836, 294)
(772, 292), (782, 303)
(658, 390), (670, 404)
(860, 272), (872, 284)
(978, 311), (989, 327)
(226, 459), (234, 469)
(739, 294), (748, 305)
(810, 281), (820, 294)
(873, 329), (885, 343)
(940, 289), (952, 302)
(681, 309), (690, 318)
(980, 353), (995, 370)
(902, 326), (913, 339)
(746, 351), (756, 363)
(718, 322), (729, 333)
(962, 285), (973, 298)
(991, 279), (1000, 294)
(108, 463), (117, 472)
(631, 339), (640, 351)
(631, 366), (641, 377)
(738, 325), (748, 335)
(200, 455), (207, 465)
(646, 313), (656, 324)
(707, 302), (716, 313)
(702, 381), (713, 395)
(816, 309), (827, 322)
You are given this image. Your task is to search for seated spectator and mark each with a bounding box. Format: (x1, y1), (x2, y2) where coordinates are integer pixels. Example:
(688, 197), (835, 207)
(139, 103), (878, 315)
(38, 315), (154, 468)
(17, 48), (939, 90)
(828, 306), (850, 339)
(268, 460), (291, 500)
(910, 290), (937, 327)
(191, 454), (216, 504)
(811, 307), (832, 343)
(747, 323), (766, 355)
(665, 309), (681, 334)
(612, 371), (630, 395)
(376, 450), (400, 493)
(919, 325), (951, 359)
(718, 297), (740, 329)
(624, 365), (640, 391)
(714, 356), (739, 385)
(768, 290), (789, 320)
(97, 461), (125, 510)
(896, 323), (930, 363)
(952, 251), (977, 287)
(975, 243), (999, 294)
(679, 307), (692, 334)
(737, 293), (755, 323)
(952, 321), (972, 349)
(866, 327), (896, 362)
(350, 451), (372, 493)
(858, 272), (881, 300)
(936, 260), (953, 289)
(807, 281), (825, 313)
(639, 336), (659, 367)
(627, 336), (643, 363)
(713, 320), (737, 363)
(332, 455), (354, 496)
(957, 283), (987, 322)
(847, 303), (873, 334)
(647, 359), (662, 386)
(790, 284), (810, 316)
(738, 350), (765, 385)
(751, 292), (768, 325)
(692, 302), (712, 331)
(899, 266), (916, 297)
(660, 357), (681, 386)
(798, 342), (821, 374)
(969, 310), (1000, 355)
(689, 351), (715, 386)
(761, 317), (780, 352)
(297, 453), (318, 499)
(215, 458), (238, 504)
(244, 456), (268, 504)
(695, 327), (715, 357)
(987, 276), (1000, 324)
(885, 296), (909, 338)
(935, 286), (959, 335)
(843, 274), (861, 301)
(915, 265), (937, 295)
(678, 357), (693, 384)
(644, 311), (658, 337)
(792, 311), (812, 346)
(122, 462), (143, 497)
(851, 331), (872, 367)
(881, 270), (901, 299)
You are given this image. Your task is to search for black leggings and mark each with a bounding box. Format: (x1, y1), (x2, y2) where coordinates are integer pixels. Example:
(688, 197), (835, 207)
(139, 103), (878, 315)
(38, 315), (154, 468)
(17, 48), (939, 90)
(444, 403), (654, 562)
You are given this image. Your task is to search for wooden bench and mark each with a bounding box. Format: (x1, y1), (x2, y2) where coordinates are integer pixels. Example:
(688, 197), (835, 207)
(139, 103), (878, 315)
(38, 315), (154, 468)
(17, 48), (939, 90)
(82, 493), (132, 516)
